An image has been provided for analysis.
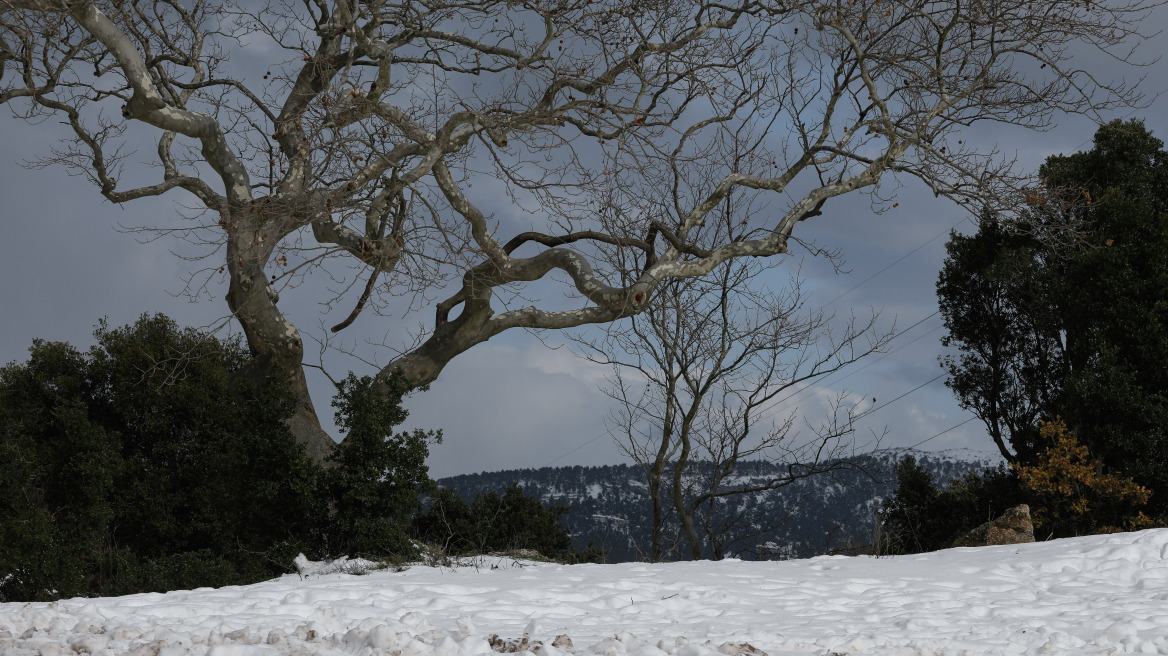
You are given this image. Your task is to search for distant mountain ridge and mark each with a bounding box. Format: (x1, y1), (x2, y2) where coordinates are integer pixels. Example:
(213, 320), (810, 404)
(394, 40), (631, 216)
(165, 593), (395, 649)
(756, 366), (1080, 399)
(436, 448), (1004, 561)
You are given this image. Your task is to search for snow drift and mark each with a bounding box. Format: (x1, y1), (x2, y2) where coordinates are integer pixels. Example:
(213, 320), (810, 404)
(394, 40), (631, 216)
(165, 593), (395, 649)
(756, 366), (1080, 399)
(3, 529), (1168, 655)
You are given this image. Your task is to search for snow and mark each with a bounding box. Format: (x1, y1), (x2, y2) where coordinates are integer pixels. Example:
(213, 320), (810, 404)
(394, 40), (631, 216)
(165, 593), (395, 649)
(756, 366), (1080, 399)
(292, 555), (386, 578)
(884, 447), (1006, 468)
(4, 530), (1168, 655)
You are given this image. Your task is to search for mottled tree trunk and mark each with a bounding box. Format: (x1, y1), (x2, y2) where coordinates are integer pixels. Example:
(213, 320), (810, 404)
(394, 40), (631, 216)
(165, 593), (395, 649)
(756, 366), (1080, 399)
(226, 210), (335, 462)
(231, 311), (335, 463)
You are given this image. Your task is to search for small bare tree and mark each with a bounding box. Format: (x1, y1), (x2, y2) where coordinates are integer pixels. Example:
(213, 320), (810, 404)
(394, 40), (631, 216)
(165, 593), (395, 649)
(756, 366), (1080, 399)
(577, 250), (892, 560)
(0, 0), (1155, 456)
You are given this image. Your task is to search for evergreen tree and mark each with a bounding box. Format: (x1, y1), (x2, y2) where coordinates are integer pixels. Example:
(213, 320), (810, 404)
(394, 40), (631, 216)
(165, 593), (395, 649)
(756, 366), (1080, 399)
(0, 341), (120, 600)
(1046, 123), (1168, 515)
(937, 119), (1168, 521)
(470, 484), (573, 556)
(937, 215), (1063, 464)
(878, 456), (942, 554)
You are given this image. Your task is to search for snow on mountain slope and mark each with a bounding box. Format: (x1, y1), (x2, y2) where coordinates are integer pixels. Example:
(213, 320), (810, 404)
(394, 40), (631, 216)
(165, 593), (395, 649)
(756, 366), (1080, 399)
(436, 450), (1008, 560)
(3, 529), (1168, 656)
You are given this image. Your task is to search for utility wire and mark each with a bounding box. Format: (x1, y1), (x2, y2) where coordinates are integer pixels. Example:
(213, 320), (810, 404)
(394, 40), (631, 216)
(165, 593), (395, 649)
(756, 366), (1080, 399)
(905, 417), (979, 450)
(855, 373), (947, 422)
(544, 428), (612, 467)
(750, 311), (941, 422)
(821, 221), (964, 308)
(544, 372), (956, 469)
(818, 321), (944, 393)
(775, 312), (941, 411)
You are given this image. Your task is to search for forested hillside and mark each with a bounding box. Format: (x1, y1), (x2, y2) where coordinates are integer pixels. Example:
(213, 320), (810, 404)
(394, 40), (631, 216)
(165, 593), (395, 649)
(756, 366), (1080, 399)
(438, 449), (1000, 561)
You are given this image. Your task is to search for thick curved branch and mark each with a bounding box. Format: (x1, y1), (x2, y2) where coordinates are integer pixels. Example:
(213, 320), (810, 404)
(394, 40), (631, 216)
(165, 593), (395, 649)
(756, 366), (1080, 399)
(311, 215), (403, 273)
(503, 230), (653, 256)
(53, 2), (253, 203)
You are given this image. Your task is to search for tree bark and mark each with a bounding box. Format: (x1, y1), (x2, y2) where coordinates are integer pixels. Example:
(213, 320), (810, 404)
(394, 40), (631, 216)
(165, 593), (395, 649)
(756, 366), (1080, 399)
(647, 396), (678, 562)
(223, 229), (336, 459)
(673, 414), (704, 561)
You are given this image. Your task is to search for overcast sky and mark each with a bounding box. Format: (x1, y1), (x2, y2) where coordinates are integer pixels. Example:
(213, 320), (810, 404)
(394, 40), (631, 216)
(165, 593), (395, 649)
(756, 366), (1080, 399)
(3, 9), (1166, 480)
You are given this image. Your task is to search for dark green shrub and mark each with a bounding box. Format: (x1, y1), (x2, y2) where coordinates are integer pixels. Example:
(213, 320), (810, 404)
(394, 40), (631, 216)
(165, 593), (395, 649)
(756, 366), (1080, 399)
(319, 372), (439, 559)
(1, 316), (447, 601)
(0, 341), (121, 601)
(0, 316), (434, 599)
(102, 549), (243, 595)
(414, 483), (596, 561)
(412, 487), (479, 553)
(878, 456), (1023, 554)
(85, 316), (320, 592)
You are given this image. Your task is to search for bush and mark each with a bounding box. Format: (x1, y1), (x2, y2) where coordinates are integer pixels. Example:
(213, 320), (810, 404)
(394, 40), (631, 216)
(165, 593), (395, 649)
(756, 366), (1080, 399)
(0, 315), (438, 601)
(92, 317), (321, 587)
(879, 420), (1159, 556)
(319, 372), (439, 559)
(0, 341), (124, 600)
(414, 484), (599, 562)
(878, 456), (1024, 554)
(1015, 419), (1154, 536)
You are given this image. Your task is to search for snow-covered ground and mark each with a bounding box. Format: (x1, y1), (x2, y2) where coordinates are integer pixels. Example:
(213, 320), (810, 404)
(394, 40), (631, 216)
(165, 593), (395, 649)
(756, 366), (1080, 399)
(3, 529), (1168, 656)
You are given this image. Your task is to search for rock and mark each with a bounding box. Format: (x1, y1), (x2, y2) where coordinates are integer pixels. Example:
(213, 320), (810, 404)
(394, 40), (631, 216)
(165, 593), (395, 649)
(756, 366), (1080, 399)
(953, 504), (1035, 547)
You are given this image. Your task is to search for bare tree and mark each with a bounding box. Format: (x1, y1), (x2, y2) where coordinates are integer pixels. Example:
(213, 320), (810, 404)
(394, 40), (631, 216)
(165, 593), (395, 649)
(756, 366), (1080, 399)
(0, 0), (1155, 457)
(577, 250), (892, 561)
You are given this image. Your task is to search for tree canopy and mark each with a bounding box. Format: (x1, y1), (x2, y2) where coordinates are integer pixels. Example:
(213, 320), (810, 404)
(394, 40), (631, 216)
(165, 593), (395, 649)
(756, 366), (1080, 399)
(938, 119), (1168, 519)
(1, 0), (1157, 454)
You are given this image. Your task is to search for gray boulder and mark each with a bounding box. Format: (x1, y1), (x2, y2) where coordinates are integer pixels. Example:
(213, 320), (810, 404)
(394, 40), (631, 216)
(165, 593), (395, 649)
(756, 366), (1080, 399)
(953, 504), (1036, 547)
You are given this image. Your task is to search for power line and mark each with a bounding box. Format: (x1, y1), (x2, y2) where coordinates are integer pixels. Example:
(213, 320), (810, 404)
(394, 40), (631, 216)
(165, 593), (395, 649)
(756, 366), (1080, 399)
(906, 416), (978, 450)
(747, 213), (969, 429)
(856, 373), (947, 421)
(538, 309), (942, 470)
(778, 312), (941, 410)
(540, 285), (947, 470)
(543, 428), (612, 467)
(751, 310), (941, 420)
(544, 371), (955, 470)
(825, 321), (944, 389)
(748, 213), (974, 438)
(821, 220), (965, 308)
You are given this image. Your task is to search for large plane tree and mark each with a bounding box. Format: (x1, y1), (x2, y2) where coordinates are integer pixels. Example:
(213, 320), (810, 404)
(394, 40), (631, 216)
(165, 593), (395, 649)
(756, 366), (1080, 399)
(0, 0), (1155, 457)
